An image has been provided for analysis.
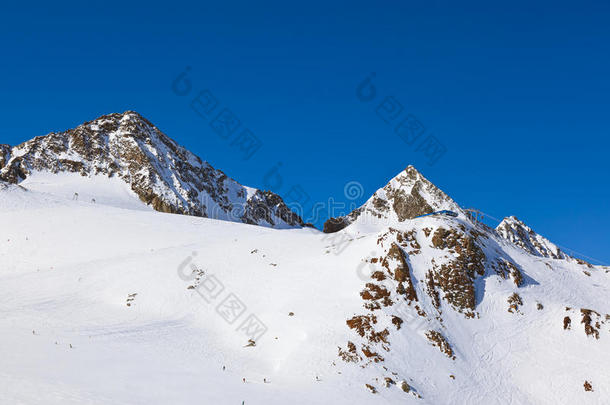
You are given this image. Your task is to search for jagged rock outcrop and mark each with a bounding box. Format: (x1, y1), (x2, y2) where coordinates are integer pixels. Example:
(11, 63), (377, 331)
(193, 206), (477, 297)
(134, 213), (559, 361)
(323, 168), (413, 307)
(0, 111), (303, 228)
(429, 226), (486, 313)
(0, 144), (10, 170)
(496, 216), (568, 260)
(382, 243), (418, 302)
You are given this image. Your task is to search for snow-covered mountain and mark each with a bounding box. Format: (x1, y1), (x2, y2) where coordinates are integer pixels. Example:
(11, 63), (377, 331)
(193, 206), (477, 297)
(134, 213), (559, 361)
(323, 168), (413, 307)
(496, 216), (570, 259)
(0, 111), (303, 228)
(1, 143), (608, 404)
(323, 165), (462, 232)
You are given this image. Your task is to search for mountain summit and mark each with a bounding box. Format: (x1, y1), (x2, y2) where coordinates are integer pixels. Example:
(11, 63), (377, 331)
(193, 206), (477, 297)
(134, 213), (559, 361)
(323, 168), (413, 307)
(0, 111), (303, 228)
(324, 165), (463, 232)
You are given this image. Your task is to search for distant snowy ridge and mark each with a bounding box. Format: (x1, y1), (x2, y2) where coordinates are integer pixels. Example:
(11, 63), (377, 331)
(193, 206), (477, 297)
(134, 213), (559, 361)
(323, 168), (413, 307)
(495, 216), (569, 259)
(0, 111), (303, 228)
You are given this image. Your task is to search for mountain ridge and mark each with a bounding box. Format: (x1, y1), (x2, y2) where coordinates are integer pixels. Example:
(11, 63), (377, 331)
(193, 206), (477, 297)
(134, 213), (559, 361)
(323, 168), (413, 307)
(322, 165), (592, 267)
(1, 111), (593, 264)
(1, 122), (609, 403)
(0, 111), (304, 229)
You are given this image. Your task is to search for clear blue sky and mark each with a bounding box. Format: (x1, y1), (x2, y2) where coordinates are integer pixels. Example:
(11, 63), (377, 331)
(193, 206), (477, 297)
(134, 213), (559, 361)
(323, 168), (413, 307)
(1, 1), (609, 264)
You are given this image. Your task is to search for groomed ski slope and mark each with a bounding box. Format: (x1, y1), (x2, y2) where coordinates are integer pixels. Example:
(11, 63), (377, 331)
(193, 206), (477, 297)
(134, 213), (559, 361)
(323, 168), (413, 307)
(0, 178), (608, 404)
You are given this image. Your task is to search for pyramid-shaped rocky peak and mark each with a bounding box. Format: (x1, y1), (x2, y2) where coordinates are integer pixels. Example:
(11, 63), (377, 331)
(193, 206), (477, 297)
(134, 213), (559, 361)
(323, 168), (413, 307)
(323, 165), (463, 232)
(0, 111), (303, 228)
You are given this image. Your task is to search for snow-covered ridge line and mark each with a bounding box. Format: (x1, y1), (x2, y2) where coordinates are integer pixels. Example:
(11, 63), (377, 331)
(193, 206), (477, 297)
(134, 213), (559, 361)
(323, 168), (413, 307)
(494, 215), (597, 265)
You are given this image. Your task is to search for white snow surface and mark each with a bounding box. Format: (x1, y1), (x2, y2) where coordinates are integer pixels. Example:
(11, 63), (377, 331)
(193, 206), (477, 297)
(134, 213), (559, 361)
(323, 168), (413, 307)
(1, 175), (609, 405)
(18, 171), (152, 211)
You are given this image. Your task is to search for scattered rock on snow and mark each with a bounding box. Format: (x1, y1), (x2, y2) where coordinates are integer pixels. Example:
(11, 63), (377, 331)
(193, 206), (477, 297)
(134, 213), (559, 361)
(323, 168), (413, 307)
(399, 380), (410, 392)
(584, 380), (593, 392)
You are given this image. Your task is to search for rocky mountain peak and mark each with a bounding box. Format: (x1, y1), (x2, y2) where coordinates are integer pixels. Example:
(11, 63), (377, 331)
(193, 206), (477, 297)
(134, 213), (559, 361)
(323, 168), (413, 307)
(0, 144), (10, 170)
(496, 215), (568, 260)
(0, 111), (304, 228)
(323, 165), (462, 232)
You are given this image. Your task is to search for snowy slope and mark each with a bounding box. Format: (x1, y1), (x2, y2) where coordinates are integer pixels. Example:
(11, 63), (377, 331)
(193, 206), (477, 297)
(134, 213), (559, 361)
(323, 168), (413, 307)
(1, 167), (609, 404)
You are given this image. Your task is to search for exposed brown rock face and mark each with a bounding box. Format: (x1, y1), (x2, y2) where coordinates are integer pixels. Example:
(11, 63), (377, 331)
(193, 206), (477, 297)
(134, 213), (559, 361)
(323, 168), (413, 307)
(425, 270), (441, 309)
(346, 314), (389, 345)
(391, 315), (403, 330)
(507, 293), (523, 313)
(365, 383), (377, 393)
(323, 216), (351, 233)
(360, 283), (392, 303)
(338, 341), (360, 363)
(382, 243), (418, 302)
(0, 111), (303, 228)
(492, 258), (524, 287)
(323, 206), (363, 233)
(429, 227), (485, 312)
(580, 309), (603, 339)
(340, 232), (427, 372)
(425, 330), (455, 359)
(388, 183), (433, 222)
